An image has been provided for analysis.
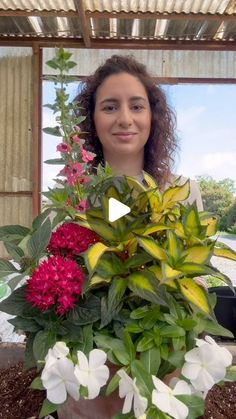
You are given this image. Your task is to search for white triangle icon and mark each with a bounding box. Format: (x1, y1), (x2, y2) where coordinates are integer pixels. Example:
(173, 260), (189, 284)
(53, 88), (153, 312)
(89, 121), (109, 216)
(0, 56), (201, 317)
(108, 198), (131, 222)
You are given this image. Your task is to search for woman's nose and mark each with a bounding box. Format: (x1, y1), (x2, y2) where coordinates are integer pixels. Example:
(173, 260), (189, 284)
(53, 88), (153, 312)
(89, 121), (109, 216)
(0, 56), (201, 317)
(117, 106), (133, 127)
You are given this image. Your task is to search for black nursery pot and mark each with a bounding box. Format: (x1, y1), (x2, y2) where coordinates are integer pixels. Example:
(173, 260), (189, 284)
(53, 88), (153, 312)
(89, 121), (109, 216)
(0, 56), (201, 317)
(209, 286), (236, 339)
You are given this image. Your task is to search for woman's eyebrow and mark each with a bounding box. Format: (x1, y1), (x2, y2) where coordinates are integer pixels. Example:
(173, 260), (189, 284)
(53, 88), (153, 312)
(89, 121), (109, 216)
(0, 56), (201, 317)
(100, 96), (147, 104)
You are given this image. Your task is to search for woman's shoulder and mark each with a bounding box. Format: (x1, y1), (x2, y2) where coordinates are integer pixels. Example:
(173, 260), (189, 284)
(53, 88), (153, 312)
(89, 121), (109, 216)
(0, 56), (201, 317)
(167, 174), (204, 211)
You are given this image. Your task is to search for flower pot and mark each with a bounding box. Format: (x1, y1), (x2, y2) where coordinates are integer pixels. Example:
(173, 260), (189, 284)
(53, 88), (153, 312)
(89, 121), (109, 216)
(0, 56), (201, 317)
(58, 391), (123, 419)
(58, 362), (123, 419)
(209, 286), (236, 339)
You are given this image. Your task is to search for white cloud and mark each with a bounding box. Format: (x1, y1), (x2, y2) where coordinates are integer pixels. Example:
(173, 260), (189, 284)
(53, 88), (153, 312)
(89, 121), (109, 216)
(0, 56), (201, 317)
(202, 152), (236, 171)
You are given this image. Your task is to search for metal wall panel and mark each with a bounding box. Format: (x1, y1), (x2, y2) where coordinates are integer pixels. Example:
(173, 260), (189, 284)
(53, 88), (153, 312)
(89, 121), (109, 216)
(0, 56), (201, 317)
(43, 47), (236, 79)
(0, 47), (33, 257)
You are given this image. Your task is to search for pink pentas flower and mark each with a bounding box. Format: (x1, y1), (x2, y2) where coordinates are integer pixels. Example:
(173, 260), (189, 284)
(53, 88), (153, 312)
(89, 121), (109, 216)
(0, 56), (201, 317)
(79, 176), (89, 185)
(81, 147), (95, 163)
(56, 143), (71, 153)
(47, 222), (100, 258)
(25, 255), (85, 315)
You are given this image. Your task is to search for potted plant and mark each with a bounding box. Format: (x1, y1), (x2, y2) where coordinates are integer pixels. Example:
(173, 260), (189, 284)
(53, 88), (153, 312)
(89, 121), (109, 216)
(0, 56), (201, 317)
(0, 49), (236, 419)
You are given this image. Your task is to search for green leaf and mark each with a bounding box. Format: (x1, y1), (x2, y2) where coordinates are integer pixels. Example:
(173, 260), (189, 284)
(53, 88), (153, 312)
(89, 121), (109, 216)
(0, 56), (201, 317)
(136, 335), (154, 352)
(105, 369), (125, 396)
(108, 278), (127, 312)
(67, 294), (101, 325)
(168, 350), (185, 368)
(0, 259), (19, 278)
(43, 126), (62, 136)
(0, 224), (30, 241)
(0, 285), (27, 316)
(9, 316), (40, 333)
(177, 394), (204, 419)
(39, 398), (59, 418)
(97, 253), (125, 278)
(4, 242), (24, 262)
(203, 319), (234, 338)
(24, 333), (37, 369)
(140, 347), (161, 375)
(31, 376), (44, 390)
(123, 331), (135, 362)
(76, 324), (93, 354)
(160, 325), (185, 338)
(44, 157), (65, 165)
(27, 218), (51, 259)
(33, 330), (57, 362)
(94, 334), (130, 365)
(8, 274), (27, 291)
(0, 282), (10, 300)
(131, 359), (153, 399)
(130, 305), (149, 319)
(32, 208), (52, 230)
(225, 366), (236, 381)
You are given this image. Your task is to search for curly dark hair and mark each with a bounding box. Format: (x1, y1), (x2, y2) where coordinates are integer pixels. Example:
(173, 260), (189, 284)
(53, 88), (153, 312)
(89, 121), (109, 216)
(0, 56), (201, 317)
(75, 54), (178, 189)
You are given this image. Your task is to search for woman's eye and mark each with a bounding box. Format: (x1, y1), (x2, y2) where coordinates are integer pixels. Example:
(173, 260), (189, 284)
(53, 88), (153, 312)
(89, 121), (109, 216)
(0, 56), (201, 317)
(102, 105), (117, 112)
(132, 104), (144, 111)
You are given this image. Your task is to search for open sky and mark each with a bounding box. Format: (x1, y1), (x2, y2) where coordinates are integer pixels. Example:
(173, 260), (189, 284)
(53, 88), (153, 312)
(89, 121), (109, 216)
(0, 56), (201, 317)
(43, 81), (236, 192)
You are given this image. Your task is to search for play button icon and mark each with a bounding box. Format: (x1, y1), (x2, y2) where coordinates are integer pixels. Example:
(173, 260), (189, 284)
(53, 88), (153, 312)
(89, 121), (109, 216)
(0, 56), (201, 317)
(108, 198), (131, 222)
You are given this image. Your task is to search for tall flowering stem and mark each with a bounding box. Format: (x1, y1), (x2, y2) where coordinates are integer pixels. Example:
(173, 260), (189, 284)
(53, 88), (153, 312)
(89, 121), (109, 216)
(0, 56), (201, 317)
(43, 48), (96, 211)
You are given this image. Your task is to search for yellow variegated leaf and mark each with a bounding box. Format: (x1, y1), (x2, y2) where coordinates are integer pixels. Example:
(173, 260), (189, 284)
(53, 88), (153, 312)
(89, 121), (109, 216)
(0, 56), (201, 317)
(213, 246), (236, 261)
(85, 219), (117, 241)
(200, 214), (218, 237)
(162, 263), (182, 281)
(171, 221), (186, 239)
(184, 245), (213, 264)
(136, 235), (167, 261)
(184, 206), (201, 237)
(178, 278), (210, 314)
(143, 171), (158, 188)
(148, 265), (162, 280)
(134, 224), (170, 236)
(85, 242), (119, 272)
(125, 238), (138, 256)
(167, 231), (180, 260)
(90, 274), (111, 286)
(162, 180), (190, 208)
(125, 176), (147, 193)
(146, 190), (162, 212)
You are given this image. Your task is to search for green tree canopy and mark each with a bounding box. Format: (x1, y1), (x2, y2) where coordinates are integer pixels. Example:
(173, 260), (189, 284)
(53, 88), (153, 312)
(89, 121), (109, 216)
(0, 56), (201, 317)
(196, 175), (235, 221)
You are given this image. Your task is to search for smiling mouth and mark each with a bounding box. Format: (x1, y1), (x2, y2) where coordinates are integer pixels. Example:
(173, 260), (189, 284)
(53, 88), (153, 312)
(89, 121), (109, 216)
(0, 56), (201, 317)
(113, 132), (137, 140)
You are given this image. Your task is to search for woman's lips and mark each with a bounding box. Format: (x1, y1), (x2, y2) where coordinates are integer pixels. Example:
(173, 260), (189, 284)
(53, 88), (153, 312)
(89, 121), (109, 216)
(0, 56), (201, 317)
(113, 132), (137, 141)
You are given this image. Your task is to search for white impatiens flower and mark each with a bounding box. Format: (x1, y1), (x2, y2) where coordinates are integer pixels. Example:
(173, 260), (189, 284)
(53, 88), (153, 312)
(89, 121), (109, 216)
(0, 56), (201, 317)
(182, 335), (232, 393)
(41, 342), (79, 404)
(74, 349), (109, 399)
(117, 369), (148, 418)
(152, 376), (191, 419)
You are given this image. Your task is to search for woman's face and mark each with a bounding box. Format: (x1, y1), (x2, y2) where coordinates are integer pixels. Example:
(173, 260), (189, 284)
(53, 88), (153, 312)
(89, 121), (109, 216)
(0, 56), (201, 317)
(94, 72), (151, 160)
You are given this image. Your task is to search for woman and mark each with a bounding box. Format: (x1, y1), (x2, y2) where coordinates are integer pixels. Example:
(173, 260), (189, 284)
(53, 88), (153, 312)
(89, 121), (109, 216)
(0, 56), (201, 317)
(76, 54), (203, 210)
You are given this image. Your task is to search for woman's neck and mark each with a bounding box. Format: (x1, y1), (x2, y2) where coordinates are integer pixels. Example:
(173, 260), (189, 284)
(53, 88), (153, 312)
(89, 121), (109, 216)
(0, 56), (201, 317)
(103, 152), (144, 176)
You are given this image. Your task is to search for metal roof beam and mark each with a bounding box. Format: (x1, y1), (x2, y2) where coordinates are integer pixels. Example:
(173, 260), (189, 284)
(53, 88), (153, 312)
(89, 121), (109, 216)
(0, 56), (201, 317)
(74, 0), (91, 47)
(0, 37), (235, 51)
(0, 10), (235, 21)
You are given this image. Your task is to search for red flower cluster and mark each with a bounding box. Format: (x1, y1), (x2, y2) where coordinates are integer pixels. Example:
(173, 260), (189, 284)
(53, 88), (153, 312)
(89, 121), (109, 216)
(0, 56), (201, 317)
(25, 255), (85, 315)
(47, 222), (100, 258)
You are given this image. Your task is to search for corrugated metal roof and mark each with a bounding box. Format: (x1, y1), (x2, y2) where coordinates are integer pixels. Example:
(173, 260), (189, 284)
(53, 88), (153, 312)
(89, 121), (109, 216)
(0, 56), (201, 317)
(0, 0), (235, 44)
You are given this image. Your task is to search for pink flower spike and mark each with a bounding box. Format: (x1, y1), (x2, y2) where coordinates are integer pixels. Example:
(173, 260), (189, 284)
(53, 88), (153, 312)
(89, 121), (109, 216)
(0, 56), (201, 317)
(57, 143), (71, 153)
(81, 148), (95, 163)
(71, 162), (83, 177)
(75, 199), (88, 212)
(72, 135), (81, 144)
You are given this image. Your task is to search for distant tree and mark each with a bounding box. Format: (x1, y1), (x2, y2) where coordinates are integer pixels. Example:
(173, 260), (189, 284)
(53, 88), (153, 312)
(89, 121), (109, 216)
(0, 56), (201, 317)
(225, 199), (236, 232)
(196, 176), (235, 229)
